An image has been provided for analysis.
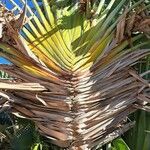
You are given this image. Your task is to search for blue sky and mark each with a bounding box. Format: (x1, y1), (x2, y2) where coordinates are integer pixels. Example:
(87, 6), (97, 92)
(0, 57), (10, 64)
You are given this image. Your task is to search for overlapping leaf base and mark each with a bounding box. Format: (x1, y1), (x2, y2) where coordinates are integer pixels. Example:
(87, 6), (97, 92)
(0, 66), (146, 150)
(0, 0), (150, 149)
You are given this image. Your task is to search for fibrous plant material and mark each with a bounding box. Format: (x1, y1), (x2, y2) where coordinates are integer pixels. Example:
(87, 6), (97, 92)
(0, 0), (150, 149)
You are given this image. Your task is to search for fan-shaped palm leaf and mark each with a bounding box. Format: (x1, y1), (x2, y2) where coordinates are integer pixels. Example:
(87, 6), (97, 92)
(0, 0), (150, 149)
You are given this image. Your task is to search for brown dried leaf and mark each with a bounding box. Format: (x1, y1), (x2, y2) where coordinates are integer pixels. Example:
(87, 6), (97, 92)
(126, 12), (136, 37)
(116, 8), (128, 43)
(12, 2), (27, 31)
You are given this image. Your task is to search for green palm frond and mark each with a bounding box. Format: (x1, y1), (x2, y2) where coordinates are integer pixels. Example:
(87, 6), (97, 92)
(0, 0), (150, 149)
(0, 71), (9, 79)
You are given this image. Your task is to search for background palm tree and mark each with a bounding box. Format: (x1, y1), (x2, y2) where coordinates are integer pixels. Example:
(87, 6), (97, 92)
(0, 0), (150, 149)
